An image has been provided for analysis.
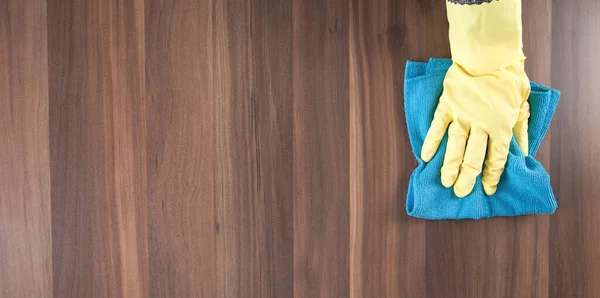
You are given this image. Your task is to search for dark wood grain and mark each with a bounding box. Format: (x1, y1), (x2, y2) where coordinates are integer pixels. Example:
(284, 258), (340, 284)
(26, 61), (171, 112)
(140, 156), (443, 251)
(293, 1), (350, 297)
(213, 0), (294, 297)
(4, 0), (600, 297)
(550, 1), (600, 297)
(146, 0), (295, 296)
(349, 1), (434, 297)
(145, 0), (215, 297)
(48, 0), (148, 296)
(0, 1), (52, 297)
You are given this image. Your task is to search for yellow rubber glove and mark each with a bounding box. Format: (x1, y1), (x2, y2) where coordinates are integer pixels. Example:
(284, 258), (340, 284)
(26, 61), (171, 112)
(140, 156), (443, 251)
(421, 0), (531, 198)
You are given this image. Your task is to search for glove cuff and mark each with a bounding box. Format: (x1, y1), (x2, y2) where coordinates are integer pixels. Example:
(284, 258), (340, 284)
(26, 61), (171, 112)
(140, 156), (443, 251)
(446, 0), (525, 71)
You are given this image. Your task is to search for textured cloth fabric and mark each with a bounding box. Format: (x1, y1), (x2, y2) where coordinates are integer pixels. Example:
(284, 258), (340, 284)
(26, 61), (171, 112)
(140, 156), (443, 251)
(404, 58), (559, 220)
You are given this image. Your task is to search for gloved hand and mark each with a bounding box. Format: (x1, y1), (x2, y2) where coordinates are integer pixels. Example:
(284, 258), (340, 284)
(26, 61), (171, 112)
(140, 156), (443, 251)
(421, 0), (531, 198)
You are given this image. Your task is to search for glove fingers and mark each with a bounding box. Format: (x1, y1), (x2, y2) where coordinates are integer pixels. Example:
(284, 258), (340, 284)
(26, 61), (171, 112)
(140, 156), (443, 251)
(421, 103), (451, 162)
(441, 120), (469, 188)
(482, 135), (511, 196)
(514, 100), (530, 156)
(454, 127), (488, 198)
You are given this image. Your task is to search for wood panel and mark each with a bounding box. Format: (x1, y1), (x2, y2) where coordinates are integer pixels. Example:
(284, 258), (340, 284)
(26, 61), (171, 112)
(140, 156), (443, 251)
(0, 1), (52, 297)
(213, 0), (294, 297)
(550, 0), (600, 297)
(349, 1), (435, 297)
(146, 0), (295, 296)
(145, 0), (215, 297)
(293, 1), (350, 297)
(48, 0), (148, 296)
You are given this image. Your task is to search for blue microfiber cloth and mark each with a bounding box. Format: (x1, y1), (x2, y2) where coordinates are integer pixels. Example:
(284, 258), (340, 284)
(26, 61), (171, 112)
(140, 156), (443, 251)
(404, 58), (560, 220)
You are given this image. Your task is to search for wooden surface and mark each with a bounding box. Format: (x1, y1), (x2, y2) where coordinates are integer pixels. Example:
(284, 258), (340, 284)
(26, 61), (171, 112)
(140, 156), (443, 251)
(0, 1), (52, 297)
(550, 1), (600, 297)
(1, 0), (599, 297)
(48, 0), (148, 296)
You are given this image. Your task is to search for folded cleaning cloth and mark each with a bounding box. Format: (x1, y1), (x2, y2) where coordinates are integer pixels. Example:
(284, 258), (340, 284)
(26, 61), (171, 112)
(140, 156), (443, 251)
(404, 58), (560, 220)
